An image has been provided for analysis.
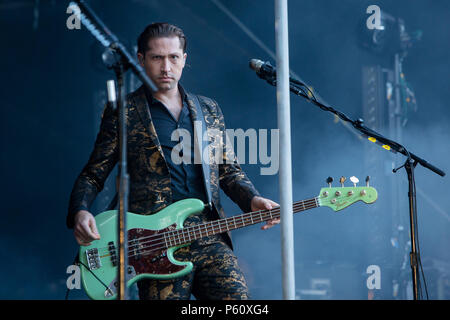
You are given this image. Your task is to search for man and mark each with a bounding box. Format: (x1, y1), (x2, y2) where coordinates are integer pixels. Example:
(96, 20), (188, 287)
(67, 22), (279, 300)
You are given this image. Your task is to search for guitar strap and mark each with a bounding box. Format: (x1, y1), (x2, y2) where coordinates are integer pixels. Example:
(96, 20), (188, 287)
(189, 94), (213, 211)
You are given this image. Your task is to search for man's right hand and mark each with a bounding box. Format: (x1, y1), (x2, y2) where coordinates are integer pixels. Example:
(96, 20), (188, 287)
(74, 210), (101, 246)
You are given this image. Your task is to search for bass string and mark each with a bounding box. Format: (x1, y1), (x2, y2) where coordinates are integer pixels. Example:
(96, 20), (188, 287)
(118, 199), (320, 260)
(97, 198), (319, 259)
(131, 197), (318, 250)
(97, 197), (319, 258)
(113, 201), (320, 260)
(97, 198), (319, 257)
(98, 198), (317, 258)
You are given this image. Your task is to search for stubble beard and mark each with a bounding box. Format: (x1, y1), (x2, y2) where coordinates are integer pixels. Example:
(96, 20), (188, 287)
(157, 79), (177, 92)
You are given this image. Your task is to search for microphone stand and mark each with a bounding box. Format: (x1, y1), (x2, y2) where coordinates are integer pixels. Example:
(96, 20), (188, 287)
(256, 70), (445, 300)
(71, 0), (157, 300)
(107, 54), (130, 301)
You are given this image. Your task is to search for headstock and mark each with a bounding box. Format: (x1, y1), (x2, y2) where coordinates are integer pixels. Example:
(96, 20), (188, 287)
(318, 176), (378, 211)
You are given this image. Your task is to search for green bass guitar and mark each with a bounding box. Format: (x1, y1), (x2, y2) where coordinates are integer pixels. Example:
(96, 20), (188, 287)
(78, 180), (377, 300)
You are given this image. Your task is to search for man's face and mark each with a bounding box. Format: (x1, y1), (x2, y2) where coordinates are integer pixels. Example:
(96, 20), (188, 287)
(138, 36), (187, 92)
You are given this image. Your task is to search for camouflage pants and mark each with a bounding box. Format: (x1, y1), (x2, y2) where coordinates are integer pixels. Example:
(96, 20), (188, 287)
(137, 241), (250, 300)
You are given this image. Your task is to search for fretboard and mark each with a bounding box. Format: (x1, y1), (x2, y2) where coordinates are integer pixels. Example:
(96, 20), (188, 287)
(163, 197), (319, 248)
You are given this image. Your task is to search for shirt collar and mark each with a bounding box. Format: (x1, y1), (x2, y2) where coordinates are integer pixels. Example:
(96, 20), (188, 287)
(144, 83), (187, 107)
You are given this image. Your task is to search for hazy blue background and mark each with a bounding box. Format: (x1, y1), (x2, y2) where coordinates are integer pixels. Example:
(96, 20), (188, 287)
(1, 0), (449, 299)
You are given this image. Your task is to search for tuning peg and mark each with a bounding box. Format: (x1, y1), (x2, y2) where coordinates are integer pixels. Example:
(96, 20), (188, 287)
(326, 177), (333, 187)
(339, 176), (346, 187)
(365, 176), (370, 187)
(349, 176), (359, 187)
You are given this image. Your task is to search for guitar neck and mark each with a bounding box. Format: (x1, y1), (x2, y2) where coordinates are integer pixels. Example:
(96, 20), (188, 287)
(164, 197), (319, 248)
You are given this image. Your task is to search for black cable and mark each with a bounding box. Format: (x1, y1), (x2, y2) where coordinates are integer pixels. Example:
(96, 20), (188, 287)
(291, 80), (318, 102)
(65, 284), (71, 300)
(78, 260), (111, 291)
(412, 166), (429, 299)
(414, 162), (427, 299)
(290, 82), (317, 104)
(291, 83), (310, 99)
(406, 155), (428, 300)
(65, 253), (80, 300)
(65, 252), (112, 300)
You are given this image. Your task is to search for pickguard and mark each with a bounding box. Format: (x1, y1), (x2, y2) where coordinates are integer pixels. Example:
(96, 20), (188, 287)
(127, 224), (186, 276)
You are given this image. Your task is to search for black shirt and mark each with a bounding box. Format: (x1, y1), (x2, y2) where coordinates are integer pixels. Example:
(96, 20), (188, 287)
(144, 85), (221, 244)
(144, 85), (207, 204)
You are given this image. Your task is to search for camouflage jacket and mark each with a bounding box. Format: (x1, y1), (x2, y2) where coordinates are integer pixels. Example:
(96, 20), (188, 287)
(67, 85), (260, 248)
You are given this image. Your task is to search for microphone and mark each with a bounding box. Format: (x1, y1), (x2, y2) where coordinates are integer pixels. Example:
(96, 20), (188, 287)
(106, 79), (117, 110)
(249, 59), (305, 86)
(249, 59), (276, 79)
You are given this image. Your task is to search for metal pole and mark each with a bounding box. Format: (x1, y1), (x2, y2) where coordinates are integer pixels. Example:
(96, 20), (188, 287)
(405, 159), (420, 300)
(116, 66), (129, 300)
(275, 0), (295, 300)
(395, 53), (419, 299)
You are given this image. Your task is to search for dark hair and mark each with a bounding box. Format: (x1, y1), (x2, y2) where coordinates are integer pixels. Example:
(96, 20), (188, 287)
(137, 22), (187, 55)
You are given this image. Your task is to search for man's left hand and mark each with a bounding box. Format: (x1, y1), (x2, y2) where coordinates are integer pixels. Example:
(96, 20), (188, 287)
(251, 196), (280, 230)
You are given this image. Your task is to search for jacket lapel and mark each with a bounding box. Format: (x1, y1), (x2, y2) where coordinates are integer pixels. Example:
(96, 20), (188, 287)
(185, 93), (201, 159)
(132, 85), (166, 160)
(185, 92), (206, 162)
(186, 93), (213, 208)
